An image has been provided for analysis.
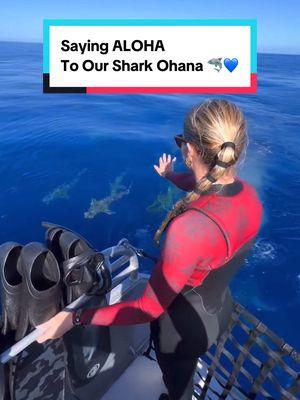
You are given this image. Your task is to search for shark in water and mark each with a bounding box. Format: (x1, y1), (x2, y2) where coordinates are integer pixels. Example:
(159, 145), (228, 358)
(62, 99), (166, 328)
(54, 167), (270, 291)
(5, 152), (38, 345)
(42, 168), (87, 204)
(146, 185), (182, 214)
(207, 57), (223, 72)
(84, 174), (131, 219)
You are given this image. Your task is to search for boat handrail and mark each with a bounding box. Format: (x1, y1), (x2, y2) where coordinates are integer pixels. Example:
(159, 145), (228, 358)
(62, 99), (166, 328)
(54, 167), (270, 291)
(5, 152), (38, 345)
(101, 238), (140, 289)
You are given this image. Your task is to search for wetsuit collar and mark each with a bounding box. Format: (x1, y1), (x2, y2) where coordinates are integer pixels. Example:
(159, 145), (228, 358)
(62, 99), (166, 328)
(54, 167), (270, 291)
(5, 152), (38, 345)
(201, 178), (243, 197)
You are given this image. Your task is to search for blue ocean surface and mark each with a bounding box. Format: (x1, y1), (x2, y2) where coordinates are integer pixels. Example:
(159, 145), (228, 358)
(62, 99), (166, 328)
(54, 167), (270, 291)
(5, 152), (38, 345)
(0, 41), (299, 350)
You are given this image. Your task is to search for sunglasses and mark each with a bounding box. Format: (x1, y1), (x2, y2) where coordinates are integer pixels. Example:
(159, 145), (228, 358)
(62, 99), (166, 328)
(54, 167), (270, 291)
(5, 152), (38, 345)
(174, 134), (188, 149)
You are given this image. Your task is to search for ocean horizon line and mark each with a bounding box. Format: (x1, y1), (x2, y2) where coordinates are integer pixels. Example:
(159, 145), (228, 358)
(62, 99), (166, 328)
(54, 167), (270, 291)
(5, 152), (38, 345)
(0, 40), (299, 57)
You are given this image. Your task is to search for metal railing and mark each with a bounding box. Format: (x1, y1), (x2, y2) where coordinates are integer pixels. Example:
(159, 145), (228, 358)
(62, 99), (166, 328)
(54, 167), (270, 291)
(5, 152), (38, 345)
(101, 238), (140, 288)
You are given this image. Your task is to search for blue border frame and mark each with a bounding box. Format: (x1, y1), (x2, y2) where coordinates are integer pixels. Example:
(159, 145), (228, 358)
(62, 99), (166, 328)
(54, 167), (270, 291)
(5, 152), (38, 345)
(43, 19), (257, 76)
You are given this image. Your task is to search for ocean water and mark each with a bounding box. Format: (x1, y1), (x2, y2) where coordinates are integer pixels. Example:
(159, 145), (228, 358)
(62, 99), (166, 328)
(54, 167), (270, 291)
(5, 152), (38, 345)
(0, 42), (299, 350)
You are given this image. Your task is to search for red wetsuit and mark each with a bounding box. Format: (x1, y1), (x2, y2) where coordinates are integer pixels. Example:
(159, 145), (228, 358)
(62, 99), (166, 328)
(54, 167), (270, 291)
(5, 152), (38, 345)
(79, 175), (263, 326)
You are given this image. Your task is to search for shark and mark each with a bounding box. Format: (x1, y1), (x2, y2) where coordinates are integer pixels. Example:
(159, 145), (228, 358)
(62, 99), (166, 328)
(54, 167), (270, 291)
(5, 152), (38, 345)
(84, 174), (131, 219)
(207, 57), (223, 72)
(84, 198), (113, 219)
(146, 185), (182, 214)
(42, 168), (87, 204)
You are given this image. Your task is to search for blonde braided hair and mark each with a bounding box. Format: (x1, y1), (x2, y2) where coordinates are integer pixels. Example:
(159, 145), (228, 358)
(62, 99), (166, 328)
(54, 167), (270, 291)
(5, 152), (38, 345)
(154, 99), (248, 245)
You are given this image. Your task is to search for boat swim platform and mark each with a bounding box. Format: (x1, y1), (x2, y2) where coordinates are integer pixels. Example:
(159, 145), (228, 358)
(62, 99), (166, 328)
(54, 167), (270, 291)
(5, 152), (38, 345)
(102, 347), (247, 400)
(102, 348), (167, 400)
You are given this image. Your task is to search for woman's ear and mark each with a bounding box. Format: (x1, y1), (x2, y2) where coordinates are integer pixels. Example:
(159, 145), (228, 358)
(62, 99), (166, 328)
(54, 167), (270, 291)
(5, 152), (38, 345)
(186, 142), (198, 157)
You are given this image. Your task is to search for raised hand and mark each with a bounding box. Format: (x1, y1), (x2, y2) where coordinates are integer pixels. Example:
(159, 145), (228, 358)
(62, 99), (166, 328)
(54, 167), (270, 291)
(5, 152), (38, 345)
(154, 153), (176, 177)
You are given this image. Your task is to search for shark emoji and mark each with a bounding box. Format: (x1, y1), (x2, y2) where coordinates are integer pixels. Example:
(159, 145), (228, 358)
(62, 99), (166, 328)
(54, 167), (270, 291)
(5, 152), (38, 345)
(207, 57), (223, 72)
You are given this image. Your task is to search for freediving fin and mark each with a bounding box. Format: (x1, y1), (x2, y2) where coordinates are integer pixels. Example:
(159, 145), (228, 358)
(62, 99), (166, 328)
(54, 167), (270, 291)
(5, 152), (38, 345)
(0, 243), (23, 338)
(12, 339), (65, 400)
(0, 331), (15, 400)
(42, 222), (112, 391)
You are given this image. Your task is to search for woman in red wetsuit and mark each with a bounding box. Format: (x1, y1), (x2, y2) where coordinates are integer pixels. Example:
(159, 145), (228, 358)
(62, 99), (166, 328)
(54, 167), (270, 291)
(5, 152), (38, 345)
(37, 99), (263, 400)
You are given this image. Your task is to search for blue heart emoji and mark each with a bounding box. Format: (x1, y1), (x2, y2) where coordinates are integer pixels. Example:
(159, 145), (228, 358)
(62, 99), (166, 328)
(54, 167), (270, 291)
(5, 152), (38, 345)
(224, 58), (238, 72)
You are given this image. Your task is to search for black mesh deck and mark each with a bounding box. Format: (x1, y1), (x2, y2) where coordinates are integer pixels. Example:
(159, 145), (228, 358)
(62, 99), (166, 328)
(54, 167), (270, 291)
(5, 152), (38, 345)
(194, 301), (300, 400)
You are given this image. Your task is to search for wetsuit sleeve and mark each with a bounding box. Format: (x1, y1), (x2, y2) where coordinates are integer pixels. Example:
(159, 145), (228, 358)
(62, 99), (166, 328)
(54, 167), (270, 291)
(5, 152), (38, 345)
(164, 170), (196, 192)
(78, 211), (216, 326)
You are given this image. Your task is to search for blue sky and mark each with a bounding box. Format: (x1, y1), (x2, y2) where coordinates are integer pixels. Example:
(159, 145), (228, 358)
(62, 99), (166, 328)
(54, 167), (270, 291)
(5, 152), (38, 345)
(1, 0), (299, 54)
